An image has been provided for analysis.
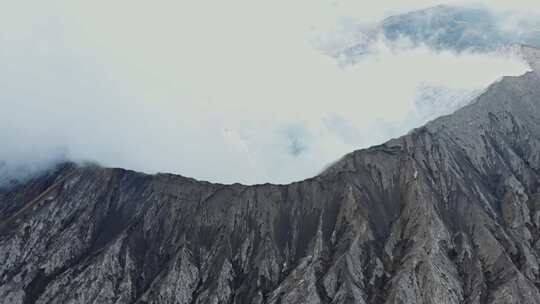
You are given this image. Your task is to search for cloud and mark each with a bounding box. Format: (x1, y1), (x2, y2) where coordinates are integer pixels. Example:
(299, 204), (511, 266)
(0, 1), (532, 185)
(318, 3), (540, 62)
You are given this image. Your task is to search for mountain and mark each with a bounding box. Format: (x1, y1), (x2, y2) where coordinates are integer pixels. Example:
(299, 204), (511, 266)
(2, 45), (540, 304)
(335, 5), (540, 62)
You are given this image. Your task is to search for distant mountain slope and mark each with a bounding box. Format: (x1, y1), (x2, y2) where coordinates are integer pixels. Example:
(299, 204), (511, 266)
(2, 46), (540, 304)
(336, 5), (540, 61)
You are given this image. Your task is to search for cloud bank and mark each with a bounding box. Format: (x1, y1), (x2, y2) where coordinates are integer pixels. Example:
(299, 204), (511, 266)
(0, 1), (533, 185)
(334, 8), (540, 63)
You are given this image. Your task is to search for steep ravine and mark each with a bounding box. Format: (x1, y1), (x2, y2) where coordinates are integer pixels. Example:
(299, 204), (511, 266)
(3, 46), (540, 303)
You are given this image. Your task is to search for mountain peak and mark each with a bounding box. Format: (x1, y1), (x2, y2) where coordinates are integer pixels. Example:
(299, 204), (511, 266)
(323, 46), (540, 179)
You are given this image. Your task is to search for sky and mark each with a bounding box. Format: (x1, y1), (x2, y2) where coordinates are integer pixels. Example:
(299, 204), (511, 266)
(0, 0), (537, 185)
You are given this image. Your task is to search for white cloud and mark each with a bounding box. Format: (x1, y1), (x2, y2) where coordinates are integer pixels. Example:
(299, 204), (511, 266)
(0, 1), (532, 185)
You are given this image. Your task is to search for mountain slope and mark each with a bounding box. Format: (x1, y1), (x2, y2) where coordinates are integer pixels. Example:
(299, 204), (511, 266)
(335, 5), (540, 62)
(2, 46), (540, 304)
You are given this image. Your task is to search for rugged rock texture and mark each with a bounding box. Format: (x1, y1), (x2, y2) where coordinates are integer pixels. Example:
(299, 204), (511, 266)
(3, 46), (540, 303)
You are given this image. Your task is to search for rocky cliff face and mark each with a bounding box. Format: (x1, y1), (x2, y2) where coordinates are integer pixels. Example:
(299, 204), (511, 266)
(3, 46), (540, 304)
